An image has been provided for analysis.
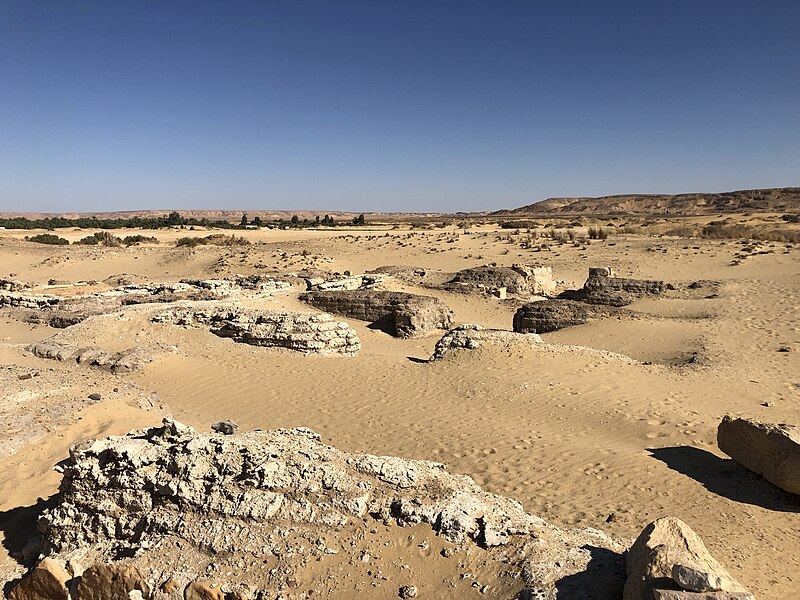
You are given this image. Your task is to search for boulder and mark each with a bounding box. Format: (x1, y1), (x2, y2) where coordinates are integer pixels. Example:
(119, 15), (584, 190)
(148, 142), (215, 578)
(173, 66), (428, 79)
(75, 563), (151, 600)
(8, 557), (71, 600)
(717, 415), (800, 495)
(623, 517), (752, 600)
(513, 299), (619, 333)
(299, 290), (453, 338)
(184, 580), (225, 600)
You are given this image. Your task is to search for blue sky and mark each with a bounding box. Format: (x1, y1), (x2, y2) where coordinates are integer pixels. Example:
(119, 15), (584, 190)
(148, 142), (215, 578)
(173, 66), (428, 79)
(1, 1), (798, 213)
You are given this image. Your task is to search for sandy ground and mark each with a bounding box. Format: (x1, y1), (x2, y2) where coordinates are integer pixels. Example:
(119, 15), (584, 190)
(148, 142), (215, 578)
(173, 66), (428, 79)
(0, 224), (798, 599)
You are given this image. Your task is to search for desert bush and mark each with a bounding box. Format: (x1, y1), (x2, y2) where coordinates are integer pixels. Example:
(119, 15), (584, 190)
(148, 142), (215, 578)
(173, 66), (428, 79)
(588, 226), (609, 240)
(176, 234), (250, 248)
(75, 231), (121, 246)
(122, 235), (158, 246)
(27, 233), (69, 245)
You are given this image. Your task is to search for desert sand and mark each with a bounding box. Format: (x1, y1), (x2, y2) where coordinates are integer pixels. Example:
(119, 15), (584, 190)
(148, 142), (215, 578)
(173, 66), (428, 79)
(0, 221), (798, 599)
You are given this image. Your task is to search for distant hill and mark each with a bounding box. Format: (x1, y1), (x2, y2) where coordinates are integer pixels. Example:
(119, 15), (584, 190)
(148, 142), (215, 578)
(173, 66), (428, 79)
(494, 187), (800, 217)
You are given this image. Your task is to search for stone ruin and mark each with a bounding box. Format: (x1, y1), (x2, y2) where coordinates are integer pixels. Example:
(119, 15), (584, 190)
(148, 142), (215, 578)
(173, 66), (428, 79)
(153, 304), (360, 356)
(0, 275), (292, 328)
(442, 264), (556, 297)
(512, 299), (621, 334)
(8, 420), (754, 600)
(512, 268), (668, 334)
(299, 290), (453, 338)
(718, 415), (800, 495)
(582, 266), (667, 307)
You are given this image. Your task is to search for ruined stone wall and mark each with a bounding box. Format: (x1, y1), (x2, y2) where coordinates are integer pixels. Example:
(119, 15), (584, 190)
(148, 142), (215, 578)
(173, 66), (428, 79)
(299, 290), (453, 338)
(154, 305), (361, 356)
(583, 270), (667, 306)
(513, 299), (619, 333)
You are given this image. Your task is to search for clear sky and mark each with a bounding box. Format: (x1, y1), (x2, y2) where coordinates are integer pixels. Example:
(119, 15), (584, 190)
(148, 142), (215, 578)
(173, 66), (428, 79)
(1, 1), (798, 213)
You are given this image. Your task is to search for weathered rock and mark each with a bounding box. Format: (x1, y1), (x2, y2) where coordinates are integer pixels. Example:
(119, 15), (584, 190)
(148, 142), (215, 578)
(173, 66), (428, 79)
(623, 517), (752, 600)
(299, 290), (453, 338)
(8, 557), (71, 600)
(153, 305), (360, 356)
(27, 339), (178, 373)
(305, 273), (388, 291)
(513, 299), (620, 333)
(652, 591), (755, 600)
(75, 563), (151, 600)
(717, 415), (800, 495)
(444, 264), (556, 296)
(429, 324), (542, 361)
(211, 420), (238, 435)
(184, 580), (225, 600)
(26, 419), (625, 599)
(583, 268), (667, 306)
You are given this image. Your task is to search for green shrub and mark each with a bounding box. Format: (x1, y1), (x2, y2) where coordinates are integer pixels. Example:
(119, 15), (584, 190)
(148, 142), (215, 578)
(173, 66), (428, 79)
(27, 233), (69, 245)
(122, 235), (158, 246)
(75, 231), (121, 246)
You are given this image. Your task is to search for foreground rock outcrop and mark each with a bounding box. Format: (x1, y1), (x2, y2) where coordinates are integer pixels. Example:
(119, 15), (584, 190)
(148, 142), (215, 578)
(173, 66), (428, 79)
(299, 290), (453, 338)
(430, 324), (542, 361)
(153, 304), (361, 356)
(718, 415), (800, 495)
(513, 299), (621, 334)
(624, 517), (753, 600)
(15, 421), (626, 599)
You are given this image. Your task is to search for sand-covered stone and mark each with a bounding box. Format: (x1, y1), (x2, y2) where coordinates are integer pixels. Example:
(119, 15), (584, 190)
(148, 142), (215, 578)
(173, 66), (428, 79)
(429, 324), (542, 361)
(717, 415), (800, 495)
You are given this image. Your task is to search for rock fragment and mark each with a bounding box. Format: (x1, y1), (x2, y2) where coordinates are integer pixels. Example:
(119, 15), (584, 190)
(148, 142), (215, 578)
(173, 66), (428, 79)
(8, 558), (71, 600)
(623, 517), (752, 600)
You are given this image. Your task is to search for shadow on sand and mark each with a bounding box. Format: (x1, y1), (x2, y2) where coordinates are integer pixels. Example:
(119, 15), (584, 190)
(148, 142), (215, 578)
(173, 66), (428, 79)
(648, 446), (800, 513)
(0, 495), (57, 595)
(553, 544), (626, 599)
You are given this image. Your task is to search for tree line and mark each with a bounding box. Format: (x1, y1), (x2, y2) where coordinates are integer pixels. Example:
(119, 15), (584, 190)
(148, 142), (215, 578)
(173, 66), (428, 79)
(0, 211), (368, 231)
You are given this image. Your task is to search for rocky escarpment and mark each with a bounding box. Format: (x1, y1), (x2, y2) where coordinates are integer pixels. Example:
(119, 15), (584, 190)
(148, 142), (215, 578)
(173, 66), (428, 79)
(153, 304), (360, 356)
(429, 324), (542, 361)
(299, 290), (453, 338)
(442, 264), (556, 297)
(513, 299), (621, 334)
(17, 421), (626, 599)
(718, 415), (800, 495)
